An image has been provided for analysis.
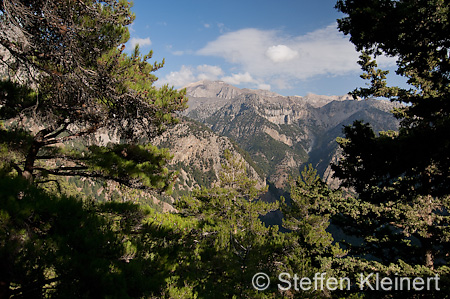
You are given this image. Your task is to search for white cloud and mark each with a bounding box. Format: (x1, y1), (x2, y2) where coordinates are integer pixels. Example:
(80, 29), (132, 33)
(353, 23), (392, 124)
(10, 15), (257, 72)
(172, 50), (185, 56)
(217, 23), (227, 33)
(159, 65), (195, 87)
(166, 45), (185, 56)
(221, 72), (270, 90)
(221, 72), (255, 85)
(129, 37), (152, 49)
(196, 65), (224, 80)
(257, 83), (272, 90)
(158, 65), (225, 87)
(197, 24), (397, 89)
(266, 45), (298, 63)
(158, 24), (398, 91)
(198, 28), (271, 65)
(158, 65), (271, 91)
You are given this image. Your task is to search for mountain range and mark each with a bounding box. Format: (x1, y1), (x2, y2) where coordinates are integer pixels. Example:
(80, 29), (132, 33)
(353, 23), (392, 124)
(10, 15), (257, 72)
(173, 80), (401, 191)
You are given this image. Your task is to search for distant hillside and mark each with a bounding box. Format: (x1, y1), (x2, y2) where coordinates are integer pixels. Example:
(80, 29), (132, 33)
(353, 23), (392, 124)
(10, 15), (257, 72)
(182, 80), (401, 188)
(152, 117), (265, 200)
(49, 117), (266, 208)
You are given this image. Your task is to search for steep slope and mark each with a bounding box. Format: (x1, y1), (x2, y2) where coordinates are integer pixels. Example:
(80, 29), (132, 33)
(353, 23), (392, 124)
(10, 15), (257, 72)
(39, 116), (265, 209)
(183, 80), (401, 188)
(152, 117), (265, 197)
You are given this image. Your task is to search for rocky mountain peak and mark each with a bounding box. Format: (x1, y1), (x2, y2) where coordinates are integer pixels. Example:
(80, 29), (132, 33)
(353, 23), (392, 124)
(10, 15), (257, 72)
(183, 80), (243, 100)
(180, 80), (401, 188)
(183, 80), (360, 108)
(300, 93), (358, 108)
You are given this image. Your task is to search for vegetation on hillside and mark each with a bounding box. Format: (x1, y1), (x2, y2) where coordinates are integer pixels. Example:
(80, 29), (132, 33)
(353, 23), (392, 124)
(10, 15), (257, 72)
(1, 0), (450, 298)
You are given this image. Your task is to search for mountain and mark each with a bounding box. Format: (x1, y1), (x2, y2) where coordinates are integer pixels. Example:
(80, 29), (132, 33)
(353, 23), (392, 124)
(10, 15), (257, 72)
(52, 117), (266, 210)
(152, 117), (265, 197)
(182, 80), (401, 188)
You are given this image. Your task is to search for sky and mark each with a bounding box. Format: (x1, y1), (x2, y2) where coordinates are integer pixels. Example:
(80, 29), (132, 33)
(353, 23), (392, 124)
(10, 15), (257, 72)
(126, 0), (402, 97)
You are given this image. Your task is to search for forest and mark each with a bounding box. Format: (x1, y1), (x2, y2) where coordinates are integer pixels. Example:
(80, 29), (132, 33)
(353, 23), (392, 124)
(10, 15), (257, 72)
(0, 0), (449, 298)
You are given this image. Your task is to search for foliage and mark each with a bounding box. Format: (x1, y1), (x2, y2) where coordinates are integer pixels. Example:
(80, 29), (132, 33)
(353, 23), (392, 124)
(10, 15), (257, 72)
(0, 0), (186, 188)
(175, 150), (285, 298)
(325, 256), (450, 298)
(279, 165), (350, 298)
(282, 165), (347, 260)
(0, 0), (188, 297)
(333, 0), (450, 272)
(7, 0), (450, 297)
(0, 176), (148, 298)
(334, 0), (450, 199)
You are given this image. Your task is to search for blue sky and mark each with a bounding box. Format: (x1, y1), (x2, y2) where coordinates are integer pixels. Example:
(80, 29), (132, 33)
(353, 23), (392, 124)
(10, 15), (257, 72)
(126, 0), (401, 96)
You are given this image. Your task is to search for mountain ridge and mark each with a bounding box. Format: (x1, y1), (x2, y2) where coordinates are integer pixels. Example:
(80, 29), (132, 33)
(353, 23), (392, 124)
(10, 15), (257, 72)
(181, 80), (401, 188)
(182, 80), (357, 104)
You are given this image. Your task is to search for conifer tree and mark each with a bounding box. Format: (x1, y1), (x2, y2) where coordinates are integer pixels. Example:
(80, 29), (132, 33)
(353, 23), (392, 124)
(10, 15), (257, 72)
(280, 165), (347, 297)
(332, 0), (450, 270)
(0, 0), (187, 297)
(0, 175), (151, 298)
(0, 0), (187, 190)
(176, 150), (284, 298)
(282, 165), (346, 260)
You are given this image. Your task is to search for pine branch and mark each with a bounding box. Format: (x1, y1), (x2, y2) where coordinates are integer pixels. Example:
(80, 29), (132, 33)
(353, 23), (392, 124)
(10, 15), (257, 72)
(43, 124), (101, 146)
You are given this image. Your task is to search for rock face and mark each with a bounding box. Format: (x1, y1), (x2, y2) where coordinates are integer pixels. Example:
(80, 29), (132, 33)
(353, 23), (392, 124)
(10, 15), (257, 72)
(152, 117), (265, 194)
(182, 80), (401, 188)
(83, 116), (266, 206)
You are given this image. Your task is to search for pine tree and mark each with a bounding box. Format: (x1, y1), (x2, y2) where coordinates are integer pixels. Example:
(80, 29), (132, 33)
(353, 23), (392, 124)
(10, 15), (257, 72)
(282, 165), (346, 259)
(332, 0), (450, 271)
(0, 175), (152, 298)
(281, 165), (347, 297)
(0, 0), (187, 189)
(175, 150), (284, 298)
(0, 0), (187, 297)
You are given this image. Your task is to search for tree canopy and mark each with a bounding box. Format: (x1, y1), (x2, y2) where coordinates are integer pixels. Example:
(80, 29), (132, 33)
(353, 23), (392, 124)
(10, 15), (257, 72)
(334, 0), (450, 200)
(333, 0), (450, 270)
(0, 1), (187, 296)
(0, 0), (187, 190)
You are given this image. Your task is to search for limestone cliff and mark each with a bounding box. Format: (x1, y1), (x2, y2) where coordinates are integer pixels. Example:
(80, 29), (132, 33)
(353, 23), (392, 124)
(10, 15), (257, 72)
(182, 80), (401, 188)
(152, 117), (265, 194)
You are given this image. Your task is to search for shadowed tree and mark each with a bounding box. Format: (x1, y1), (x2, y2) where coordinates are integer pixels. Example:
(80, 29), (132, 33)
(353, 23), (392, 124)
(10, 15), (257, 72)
(0, 0), (187, 297)
(0, 0), (187, 190)
(332, 0), (450, 270)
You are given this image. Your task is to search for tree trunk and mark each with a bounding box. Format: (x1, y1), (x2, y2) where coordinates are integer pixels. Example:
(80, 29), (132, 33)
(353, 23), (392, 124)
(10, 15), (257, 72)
(422, 235), (434, 270)
(423, 195), (434, 270)
(425, 248), (434, 270)
(22, 129), (49, 183)
(22, 142), (39, 182)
